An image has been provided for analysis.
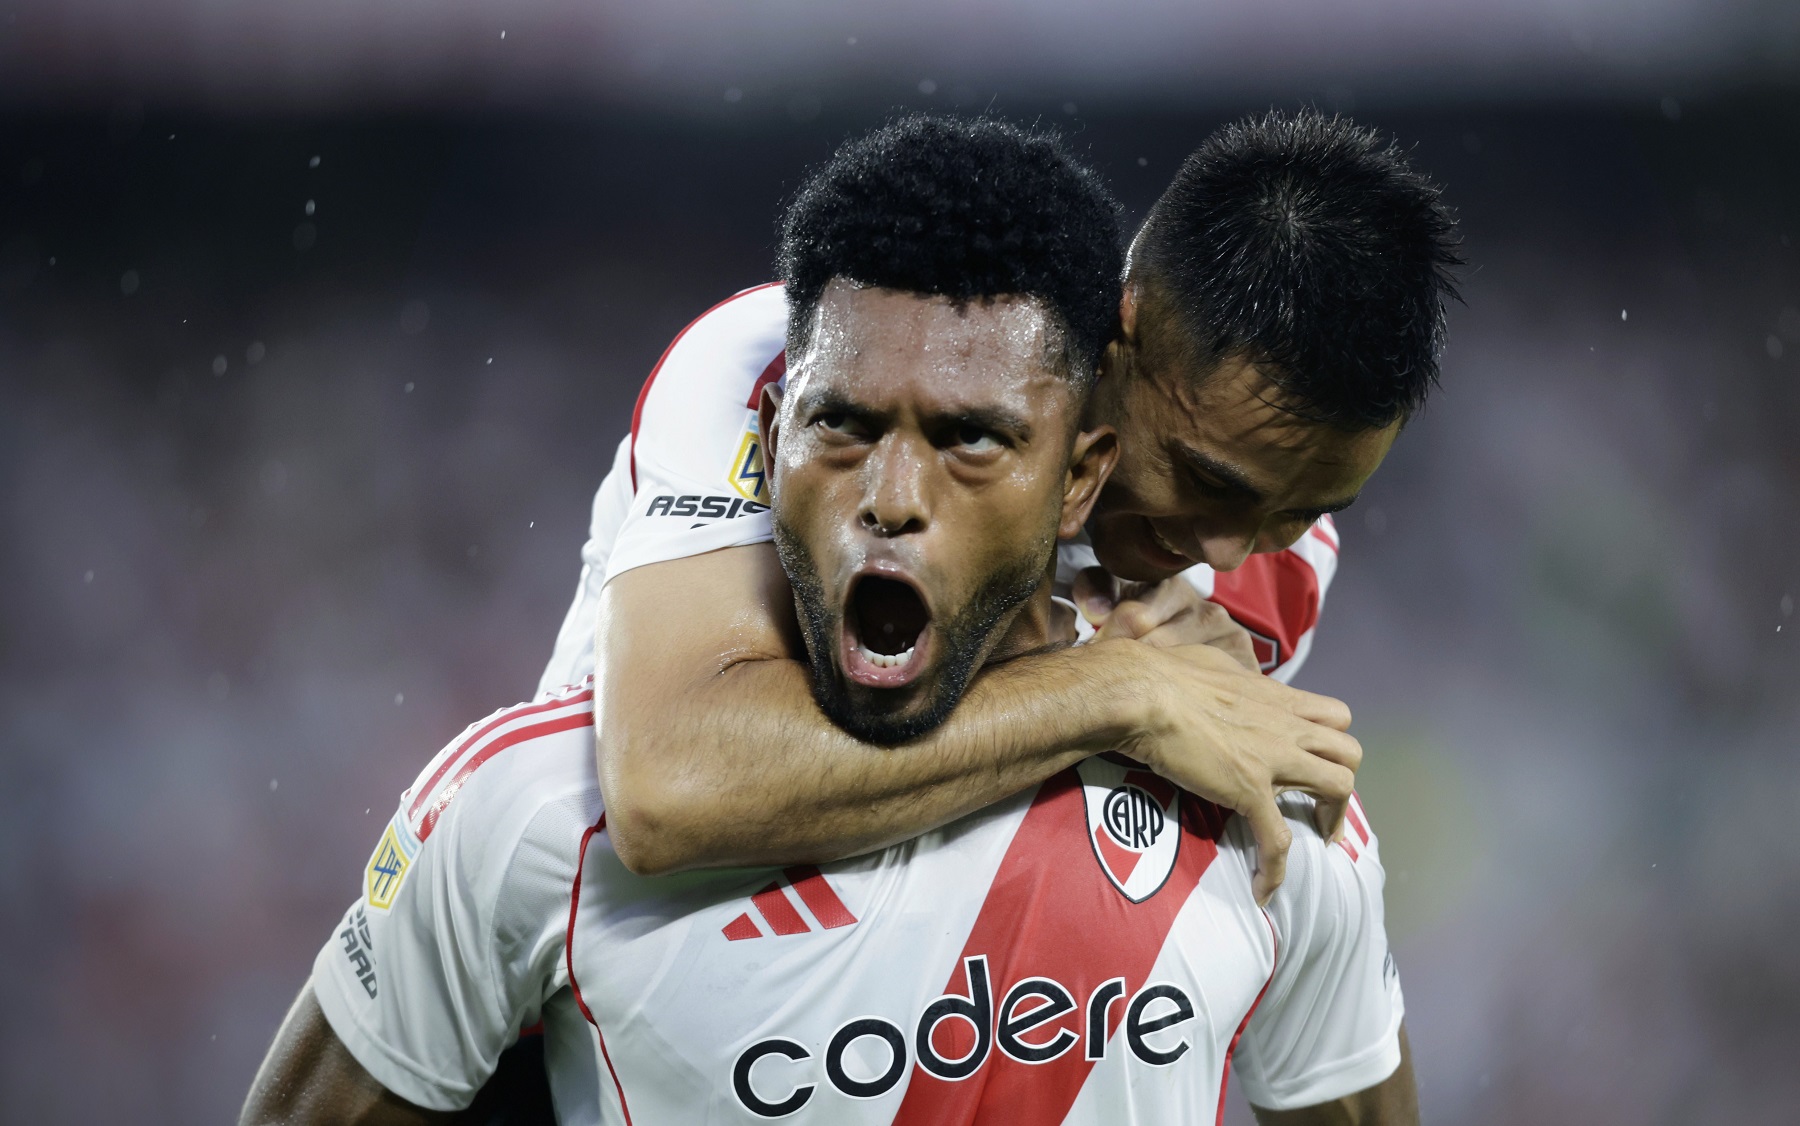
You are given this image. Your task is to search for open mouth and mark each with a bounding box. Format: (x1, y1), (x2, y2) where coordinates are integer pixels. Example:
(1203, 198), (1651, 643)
(841, 574), (933, 688)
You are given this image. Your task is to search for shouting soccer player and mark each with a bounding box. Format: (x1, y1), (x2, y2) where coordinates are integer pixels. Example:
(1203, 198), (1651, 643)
(244, 115), (1415, 1126)
(542, 110), (1458, 902)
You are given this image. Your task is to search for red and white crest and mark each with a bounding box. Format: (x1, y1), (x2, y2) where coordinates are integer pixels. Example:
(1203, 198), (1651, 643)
(1077, 757), (1183, 903)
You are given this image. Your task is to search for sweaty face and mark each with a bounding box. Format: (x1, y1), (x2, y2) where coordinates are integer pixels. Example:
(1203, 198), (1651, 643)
(767, 282), (1090, 744)
(1085, 299), (1400, 583)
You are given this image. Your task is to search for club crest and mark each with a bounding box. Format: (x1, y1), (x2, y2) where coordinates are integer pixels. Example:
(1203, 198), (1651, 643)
(1077, 757), (1182, 903)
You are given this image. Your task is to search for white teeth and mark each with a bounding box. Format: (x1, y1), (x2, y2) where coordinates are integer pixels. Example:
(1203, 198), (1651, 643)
(858, 642), (916, 669)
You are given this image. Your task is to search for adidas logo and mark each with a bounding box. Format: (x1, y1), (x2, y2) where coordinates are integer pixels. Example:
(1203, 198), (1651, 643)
(722, 865), (858, 941)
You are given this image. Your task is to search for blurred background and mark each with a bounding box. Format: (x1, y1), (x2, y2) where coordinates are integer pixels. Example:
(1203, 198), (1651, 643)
(2, 1), (1797, 1122)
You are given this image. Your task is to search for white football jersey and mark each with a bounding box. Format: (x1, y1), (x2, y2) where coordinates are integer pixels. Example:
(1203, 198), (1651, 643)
(313, 679), (1403, 1123)
(539, 283), (1341, 696)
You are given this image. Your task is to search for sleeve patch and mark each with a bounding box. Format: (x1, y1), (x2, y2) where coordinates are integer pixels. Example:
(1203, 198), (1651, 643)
(728, 418), (768, 503)
(367, 816), (421, 910)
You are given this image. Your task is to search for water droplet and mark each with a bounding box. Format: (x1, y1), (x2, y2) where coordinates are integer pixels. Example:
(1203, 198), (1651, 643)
(119, 269), (140, 295)
(83, 569), (94, 583)
(500, 29), (506, 39)
(211, 354), (228, 376)
(246, 341), (266, 364)
(304, 199), (315, 216)
(404, 381), (415, 393)
(1660, 96), (1681, 122)
(1620, 309), (1627, 321)
(724, 87), (742, 104)
(1062, 101), (1077, 115)
(1137, 157), (1148, 167)
(269, 778), (279, 792)
(394, 692), (405, 705)
(1767, 335), (1785, 359)
(918, 79), (937, 95)
(309, 155), (321, 168)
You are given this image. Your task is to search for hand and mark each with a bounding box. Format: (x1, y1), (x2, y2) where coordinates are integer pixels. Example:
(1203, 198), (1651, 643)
(1074, 566), (1260, 671)
(1098, 639), (1362, 905)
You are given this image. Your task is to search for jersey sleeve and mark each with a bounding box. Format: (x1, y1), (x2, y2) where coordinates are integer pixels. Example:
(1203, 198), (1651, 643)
(1231, 791), (1404, 1111)
(310, 716), (593, 1111)
(539, 433), (635, 694)
(600, 283), (788, 587)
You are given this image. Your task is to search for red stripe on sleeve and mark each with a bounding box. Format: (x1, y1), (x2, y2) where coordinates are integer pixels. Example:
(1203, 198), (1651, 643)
(784, 865), (858, 929)
(416, 710), (594, 840)
(889, 774), (1222, 1125)
(407, 690), (594, 822)
(744, 351), (788, 410)
(628, 282), (783, 492)
(1345, 798), (1371, 845)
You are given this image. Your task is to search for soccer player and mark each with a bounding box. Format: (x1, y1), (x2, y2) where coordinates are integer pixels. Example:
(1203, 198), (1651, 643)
(544, 110), (1459, 899)
(243, 116), (1414, 1126)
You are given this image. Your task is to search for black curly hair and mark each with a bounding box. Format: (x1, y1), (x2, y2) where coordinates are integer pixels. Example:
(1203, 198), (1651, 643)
(778, 115), (1123, 388)
(1134, 109), (1462, 429)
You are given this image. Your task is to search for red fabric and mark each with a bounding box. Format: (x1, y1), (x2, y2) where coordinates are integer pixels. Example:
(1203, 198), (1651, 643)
(785, 865), (858, 929)
(567, 816), (635, 1125)
(1214, 911), (1279, 1126)
(416, 710), (594, 840)
(406, 690), (593, 824)
(889, 771), (1224, 1125)
(1208, 550), (1322, 674)
(750, 881), (810, 936)
(628, 282), (783, 491)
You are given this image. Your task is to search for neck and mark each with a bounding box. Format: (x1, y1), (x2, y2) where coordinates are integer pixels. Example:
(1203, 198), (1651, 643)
(983, 564), (1077, 664)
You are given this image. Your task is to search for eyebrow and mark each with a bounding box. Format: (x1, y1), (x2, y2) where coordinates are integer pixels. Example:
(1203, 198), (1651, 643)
(927, 404), (1034, 440)
(797, 389), (1034, 440)
(1173, 443), (1361, 516)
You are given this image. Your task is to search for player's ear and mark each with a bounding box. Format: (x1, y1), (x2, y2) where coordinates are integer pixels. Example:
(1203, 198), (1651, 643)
(757, 384), (784, 496)
(1059, 423), (1117, 539)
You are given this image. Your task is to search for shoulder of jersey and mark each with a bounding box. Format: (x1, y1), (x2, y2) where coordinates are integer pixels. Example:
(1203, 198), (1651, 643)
(636, 282), (788, 418)
(396, 678), (599, 844)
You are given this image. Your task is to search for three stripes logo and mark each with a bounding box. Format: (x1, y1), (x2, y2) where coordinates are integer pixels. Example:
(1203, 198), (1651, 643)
(722, 865), (858, 941)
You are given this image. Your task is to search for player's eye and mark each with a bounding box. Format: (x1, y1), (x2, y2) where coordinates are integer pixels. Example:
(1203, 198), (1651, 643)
(815, 412), (860, 437)
(952, 425), (1001, 453)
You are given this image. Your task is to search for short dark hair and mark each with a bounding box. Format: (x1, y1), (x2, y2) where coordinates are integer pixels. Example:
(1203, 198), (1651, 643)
(778, 115), (1123, 387)
(1134, 109), (1462, 428)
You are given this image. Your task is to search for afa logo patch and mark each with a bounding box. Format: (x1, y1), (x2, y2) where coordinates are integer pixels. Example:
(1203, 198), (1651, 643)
(366, 817), (419, 910)
(727, 422), (767, 504)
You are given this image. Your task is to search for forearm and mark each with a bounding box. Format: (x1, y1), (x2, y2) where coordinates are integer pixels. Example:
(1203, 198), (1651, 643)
(242, 982), (459, 1126)
(601, 638), (1137, 874)
(1251, 1026), (1419, 1126)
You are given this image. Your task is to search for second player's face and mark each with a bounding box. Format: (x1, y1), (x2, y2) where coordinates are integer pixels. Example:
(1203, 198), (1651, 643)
(1085, 289), (1401, 583)
(764, 281), (1106, 744)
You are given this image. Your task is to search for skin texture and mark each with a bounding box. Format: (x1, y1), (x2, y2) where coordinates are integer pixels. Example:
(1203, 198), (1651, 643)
(240, 982), (457, 1126)
(1253, 1027), (1420, 1126)
(1084, 279), (1402, 584)
(247, 287), (1416, 1125)
(599, 283), (1363, 899)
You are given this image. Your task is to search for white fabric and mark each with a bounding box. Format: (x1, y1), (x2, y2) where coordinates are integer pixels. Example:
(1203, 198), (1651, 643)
(540, 283), (1340, 693)
(311, 680), (1402, 1121)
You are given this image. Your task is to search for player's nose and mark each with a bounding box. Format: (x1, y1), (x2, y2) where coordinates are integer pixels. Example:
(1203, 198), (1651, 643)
(858, 434), (930, 538)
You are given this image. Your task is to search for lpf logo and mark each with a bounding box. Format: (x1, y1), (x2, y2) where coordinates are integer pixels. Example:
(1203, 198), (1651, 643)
(1078, 758), (1183, 903)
